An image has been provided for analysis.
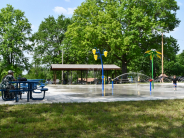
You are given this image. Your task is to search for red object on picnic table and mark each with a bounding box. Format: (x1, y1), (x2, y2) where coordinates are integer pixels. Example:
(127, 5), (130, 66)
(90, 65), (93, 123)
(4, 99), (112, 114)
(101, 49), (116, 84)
(149, 79), (153, 82)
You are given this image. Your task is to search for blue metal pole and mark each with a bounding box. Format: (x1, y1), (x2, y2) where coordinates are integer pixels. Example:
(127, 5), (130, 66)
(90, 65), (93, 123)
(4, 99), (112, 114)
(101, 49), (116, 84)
(95, 48), (106, 96)
(100, 52), (104, 96)
(112, 79), (114, 96)
(150, 81), (151, 95)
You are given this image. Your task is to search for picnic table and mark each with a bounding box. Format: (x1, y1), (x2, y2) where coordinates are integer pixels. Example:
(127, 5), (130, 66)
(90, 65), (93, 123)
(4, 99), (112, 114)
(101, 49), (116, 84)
(27, 79), (44, 82)
(27, 79), (46, 88)
(1, 80), (48, 102)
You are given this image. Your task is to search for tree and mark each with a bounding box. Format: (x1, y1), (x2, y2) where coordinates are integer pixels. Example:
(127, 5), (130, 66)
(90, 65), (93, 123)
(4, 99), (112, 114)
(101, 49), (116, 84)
(164, 60), (184, 76)
(0, 4), (32, 75)
(24, 65), (51, 80)
(162, 50), (184, 76)
(178, 50), (184, 65)
(128, 35), (179, 77)
(65, 0), (180, 77)
(32, 15), (71, 66)
(0, 62), (22, 80)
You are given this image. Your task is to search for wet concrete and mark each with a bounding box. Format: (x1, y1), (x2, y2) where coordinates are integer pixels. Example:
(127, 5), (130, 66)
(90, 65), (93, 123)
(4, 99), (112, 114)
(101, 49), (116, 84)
(1, 83), (184, 105)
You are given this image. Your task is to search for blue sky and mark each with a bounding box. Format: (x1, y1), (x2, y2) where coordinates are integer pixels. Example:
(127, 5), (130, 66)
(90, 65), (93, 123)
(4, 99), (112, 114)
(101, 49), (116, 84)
(0, 0), (183, 73)
(165, 1), (184, 54)
(0, 0), (85, 33)
(0, 0), (85, 74)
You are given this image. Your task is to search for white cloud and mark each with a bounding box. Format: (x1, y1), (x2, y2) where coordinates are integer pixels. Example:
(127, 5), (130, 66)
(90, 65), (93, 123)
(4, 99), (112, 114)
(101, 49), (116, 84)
(173, 27), (179, 32)
(178, 2), (182, 6)
(31, 25), (35, 29)
(53, 7), (67, 14)
(53, 6), (76, 15)
(67, 8), (76, 14)
(65, 0), (70, 2)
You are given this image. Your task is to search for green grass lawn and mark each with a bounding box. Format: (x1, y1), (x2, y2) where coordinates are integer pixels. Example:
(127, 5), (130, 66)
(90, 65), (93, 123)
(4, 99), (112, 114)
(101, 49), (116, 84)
(1, 100), (184, 138)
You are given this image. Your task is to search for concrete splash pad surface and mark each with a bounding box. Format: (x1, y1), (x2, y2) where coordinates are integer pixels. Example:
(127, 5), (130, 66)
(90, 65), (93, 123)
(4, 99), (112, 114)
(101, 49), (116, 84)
(1, 83), (184, 105)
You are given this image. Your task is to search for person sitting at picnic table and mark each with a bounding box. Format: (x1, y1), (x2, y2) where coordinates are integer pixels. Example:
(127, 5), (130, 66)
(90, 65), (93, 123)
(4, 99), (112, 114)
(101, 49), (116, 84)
(0, 70), (16, 99)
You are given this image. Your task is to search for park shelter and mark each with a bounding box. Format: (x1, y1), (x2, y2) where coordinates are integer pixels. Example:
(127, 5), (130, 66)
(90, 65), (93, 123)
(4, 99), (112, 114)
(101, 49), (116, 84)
(50, 64), (121, 84)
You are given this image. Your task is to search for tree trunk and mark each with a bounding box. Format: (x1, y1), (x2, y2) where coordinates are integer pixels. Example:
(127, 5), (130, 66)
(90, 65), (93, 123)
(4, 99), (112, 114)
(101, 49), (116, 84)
(77, 72), (78, 84)
(86, 71), (88, 85)
(122, 60), (127, 79)
(11, 52), (12, 64)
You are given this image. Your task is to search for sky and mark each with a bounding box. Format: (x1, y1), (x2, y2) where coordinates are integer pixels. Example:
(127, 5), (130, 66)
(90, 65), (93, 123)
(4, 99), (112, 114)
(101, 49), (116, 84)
(0, 0), (183, 74)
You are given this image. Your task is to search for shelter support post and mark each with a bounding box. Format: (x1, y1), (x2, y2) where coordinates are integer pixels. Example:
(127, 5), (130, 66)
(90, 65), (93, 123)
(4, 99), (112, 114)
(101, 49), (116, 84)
(112, 72), (113, 81)
(94, 70), (96, 84)
(101, 70), (102, 84)
(55, 71), (56, 85)
(67, 71), (69, 85)
(115, 70), (117, 84)
(107, 70), (108, 84)
(62, 71), (63, 84)
(86, 71), (88, 85)
(61, 71), (62, 84)
(53, 71), (54, 84)
(77, 72), (78, 84)
(61, 70), (63, 84)
(71, 71), (72, 85)
(81, 70), (82, 84)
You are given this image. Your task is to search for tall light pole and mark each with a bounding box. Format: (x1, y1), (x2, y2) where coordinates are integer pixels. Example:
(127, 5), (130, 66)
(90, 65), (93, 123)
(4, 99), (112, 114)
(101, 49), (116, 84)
(92, 48), (108, 96)
(162, 33), (164, 83)
(59, 48), (64, 84)
(62, 48), (63, 84)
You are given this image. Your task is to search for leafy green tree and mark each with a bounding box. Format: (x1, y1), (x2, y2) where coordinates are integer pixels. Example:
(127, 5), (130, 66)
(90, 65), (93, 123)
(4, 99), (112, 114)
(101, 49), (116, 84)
(128, 35), (179, 77)
(164, 60), (184, 76)
(0, 62), (22, 80)
(162, 50), (184, 77)
(32, 15), (71, 66)
(65, 0), (180, 77)
(62, 38), (92, 64)
(24, 65), (52, 80)
(0, 4), (32, 76)
(178, 50), (184, 65)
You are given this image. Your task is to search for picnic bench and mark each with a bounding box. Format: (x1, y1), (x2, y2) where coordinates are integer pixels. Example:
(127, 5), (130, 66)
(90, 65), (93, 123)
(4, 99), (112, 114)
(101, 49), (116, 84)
(0, 80), (48, 102)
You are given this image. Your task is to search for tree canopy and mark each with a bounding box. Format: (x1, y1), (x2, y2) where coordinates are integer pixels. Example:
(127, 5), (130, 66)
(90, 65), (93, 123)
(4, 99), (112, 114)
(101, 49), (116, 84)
(0, 2), (182, 80)
(0, 4), (32, 79)
(32, 15), (71, 67)
(65, 0), (180, 76)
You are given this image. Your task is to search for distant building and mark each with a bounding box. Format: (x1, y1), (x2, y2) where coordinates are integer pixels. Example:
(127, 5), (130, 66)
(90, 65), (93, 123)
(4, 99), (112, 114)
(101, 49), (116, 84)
(78, 78), (97, 84)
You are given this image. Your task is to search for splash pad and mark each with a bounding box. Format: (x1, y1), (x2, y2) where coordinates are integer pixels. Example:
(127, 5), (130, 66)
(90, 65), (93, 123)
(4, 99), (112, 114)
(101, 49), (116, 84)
(1, 83), (184, 105)
(47, 82), (184, 99)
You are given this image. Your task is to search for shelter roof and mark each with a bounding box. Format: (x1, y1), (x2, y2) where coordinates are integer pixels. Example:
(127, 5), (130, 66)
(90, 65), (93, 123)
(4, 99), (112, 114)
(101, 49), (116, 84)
(51, 64), (121, 71)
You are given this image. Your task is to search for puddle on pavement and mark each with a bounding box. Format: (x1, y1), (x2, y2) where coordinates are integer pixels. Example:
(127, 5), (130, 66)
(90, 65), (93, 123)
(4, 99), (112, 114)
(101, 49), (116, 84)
(68, 93), (139, 97)
(47, 84), (184, 98)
